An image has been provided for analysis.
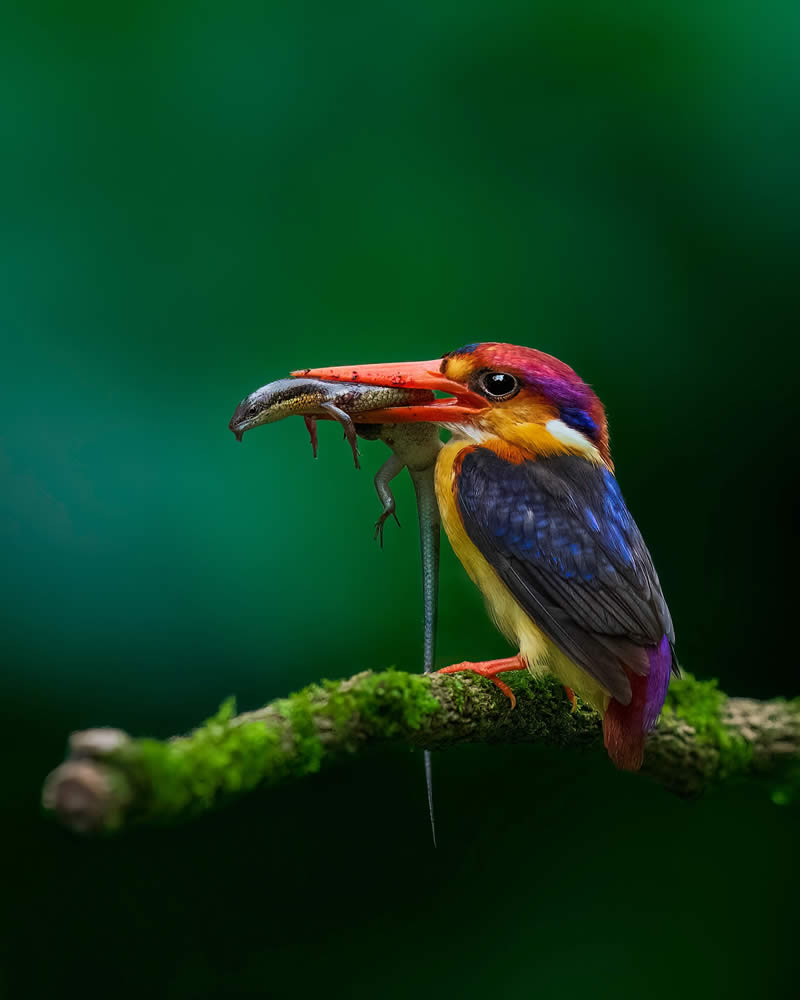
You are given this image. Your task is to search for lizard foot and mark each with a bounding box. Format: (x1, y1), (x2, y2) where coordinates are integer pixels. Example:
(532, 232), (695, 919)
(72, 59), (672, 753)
(303, 416), (319, 458)
(374, 510), (401, 547)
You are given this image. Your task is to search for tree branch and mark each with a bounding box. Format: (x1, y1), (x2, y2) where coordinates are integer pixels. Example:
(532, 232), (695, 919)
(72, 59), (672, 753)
(41, 669), (800, 834)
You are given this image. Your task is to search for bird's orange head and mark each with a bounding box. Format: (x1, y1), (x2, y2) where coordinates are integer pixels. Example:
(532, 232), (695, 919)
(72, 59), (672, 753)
(294, 342), (610, 467)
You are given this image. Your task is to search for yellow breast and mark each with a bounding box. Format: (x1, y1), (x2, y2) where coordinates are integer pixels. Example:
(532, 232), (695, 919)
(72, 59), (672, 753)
(434, 437), (547, 654)
(434, 437), (612, 715)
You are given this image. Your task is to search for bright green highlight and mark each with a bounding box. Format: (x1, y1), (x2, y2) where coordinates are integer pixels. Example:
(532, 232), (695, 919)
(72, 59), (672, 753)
(663, 673), (752, 776)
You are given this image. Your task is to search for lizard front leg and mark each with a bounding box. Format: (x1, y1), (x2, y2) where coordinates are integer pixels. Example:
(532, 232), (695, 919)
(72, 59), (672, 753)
(319, 402), (360, 469)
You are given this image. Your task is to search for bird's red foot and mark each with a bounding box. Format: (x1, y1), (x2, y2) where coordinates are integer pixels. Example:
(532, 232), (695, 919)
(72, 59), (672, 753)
(564, 686), (578, 713)
(437, 655), (526, 709)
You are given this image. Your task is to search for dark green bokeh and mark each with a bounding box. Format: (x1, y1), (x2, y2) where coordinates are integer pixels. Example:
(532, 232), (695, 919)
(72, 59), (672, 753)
(2, 2), (798, 997)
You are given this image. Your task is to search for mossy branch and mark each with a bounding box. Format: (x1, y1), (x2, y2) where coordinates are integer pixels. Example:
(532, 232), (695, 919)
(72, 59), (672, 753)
(42, 670), (800, 834)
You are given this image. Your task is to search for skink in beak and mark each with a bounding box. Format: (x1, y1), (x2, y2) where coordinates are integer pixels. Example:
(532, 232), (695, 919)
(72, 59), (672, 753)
(290, 358), (487, 423)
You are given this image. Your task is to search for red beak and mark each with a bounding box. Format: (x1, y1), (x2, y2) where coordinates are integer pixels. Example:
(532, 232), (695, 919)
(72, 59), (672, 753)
(290, 358), (488, 423)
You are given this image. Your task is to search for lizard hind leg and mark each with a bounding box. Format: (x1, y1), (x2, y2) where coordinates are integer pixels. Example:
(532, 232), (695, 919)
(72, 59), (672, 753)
(303, 416), (319, 458)
(372, 453), (404, 546)
(320, 402), (361, 469)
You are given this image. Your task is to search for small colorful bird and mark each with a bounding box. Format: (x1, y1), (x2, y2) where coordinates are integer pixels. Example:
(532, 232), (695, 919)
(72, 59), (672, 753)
(296, 343), (678, 770)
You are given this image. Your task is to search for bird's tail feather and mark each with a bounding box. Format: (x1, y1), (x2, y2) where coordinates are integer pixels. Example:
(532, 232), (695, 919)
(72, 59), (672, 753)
(603, 635), (673, 770)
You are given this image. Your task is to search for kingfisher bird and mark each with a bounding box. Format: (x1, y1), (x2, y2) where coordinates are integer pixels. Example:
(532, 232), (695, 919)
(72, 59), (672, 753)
(295, 343), (678, 770)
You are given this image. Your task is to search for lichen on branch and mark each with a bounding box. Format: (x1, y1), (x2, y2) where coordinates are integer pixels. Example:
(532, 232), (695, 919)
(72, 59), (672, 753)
(42, 669), (800, 834)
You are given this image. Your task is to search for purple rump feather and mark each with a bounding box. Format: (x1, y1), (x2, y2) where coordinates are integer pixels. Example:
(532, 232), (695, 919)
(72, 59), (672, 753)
(643, 635), (673, 731)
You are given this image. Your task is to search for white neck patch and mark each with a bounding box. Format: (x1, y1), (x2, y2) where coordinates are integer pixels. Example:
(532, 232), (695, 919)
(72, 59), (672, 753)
(545, 418), (598, 458)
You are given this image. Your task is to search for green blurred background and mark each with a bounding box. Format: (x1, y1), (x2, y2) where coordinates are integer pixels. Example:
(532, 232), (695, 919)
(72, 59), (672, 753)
(2, 1), (798, 996)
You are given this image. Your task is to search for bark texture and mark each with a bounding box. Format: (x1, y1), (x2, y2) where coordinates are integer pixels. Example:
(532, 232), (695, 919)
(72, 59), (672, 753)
(41, 669), (800, 834)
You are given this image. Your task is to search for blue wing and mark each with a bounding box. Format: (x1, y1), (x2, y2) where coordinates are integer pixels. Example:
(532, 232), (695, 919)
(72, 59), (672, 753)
(456, 449), (675, 704)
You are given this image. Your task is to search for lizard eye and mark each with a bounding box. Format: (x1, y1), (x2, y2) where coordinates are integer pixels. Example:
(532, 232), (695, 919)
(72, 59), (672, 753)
(479, 371), (520, 400)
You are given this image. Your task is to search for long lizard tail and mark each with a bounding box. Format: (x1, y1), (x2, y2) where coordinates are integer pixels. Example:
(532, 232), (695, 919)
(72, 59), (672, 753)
(410, 464), (441, 847)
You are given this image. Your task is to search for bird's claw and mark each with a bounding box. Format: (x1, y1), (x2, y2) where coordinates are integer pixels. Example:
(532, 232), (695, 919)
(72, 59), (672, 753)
(564, 686), (579, 713)
(436, 656), (526, 709)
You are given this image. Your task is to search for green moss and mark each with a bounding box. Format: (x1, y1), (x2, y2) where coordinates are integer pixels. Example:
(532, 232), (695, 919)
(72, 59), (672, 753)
(663, 672), (723, 734)
(505, 673), (601, 746)
(447, 674), (469, 714)
(509, 671), (554, 702)
(207, 696), (237, 726)
(113, 696), (294, 824)
(107, 671), (441, 828)
(662, 672), (753, 776)
(275, 689), (326, 776)
(323, 669), (440, 738)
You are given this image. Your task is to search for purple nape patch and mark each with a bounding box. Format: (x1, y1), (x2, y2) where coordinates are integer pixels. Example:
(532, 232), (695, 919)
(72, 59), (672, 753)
(643, 635), (672, 731)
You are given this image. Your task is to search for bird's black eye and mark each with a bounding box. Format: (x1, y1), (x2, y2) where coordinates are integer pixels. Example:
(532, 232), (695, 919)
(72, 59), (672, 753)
(479, 371), (520, 400)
